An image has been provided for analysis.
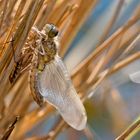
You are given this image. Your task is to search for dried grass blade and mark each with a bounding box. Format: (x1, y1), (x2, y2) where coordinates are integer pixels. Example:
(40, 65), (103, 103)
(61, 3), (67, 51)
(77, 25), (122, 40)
(116, 118), (140, 140)
(1, 116), (19, 140)
(36, 0), (57, 29)
(98, 0), (125, 44)
(12, 105), (54, 139)
(0, 0), (9, 33)
(71, 6), (140, 79)
(0, 0), (45, 96)
(60, 0), (98, 56)
(92, 52), (140, 86)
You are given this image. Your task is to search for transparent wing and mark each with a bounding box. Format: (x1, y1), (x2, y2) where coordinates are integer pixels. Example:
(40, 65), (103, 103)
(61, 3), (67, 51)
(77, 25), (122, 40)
(129, 71), (140, 83)
(36, 55), (87, 130)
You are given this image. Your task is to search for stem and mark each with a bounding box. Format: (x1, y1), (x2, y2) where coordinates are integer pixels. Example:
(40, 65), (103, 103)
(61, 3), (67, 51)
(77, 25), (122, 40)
(71, 6), (140, 78)
(116, 118), (140, 140)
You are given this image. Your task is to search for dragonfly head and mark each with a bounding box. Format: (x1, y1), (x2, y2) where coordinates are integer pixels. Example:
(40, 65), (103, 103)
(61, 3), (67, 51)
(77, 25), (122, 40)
(44, 24), (59, 38)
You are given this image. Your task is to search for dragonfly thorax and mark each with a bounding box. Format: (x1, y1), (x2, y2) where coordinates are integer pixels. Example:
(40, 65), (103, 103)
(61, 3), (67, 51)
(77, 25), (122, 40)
(37, 38), (57, 71)
(43, 38), (57, 59)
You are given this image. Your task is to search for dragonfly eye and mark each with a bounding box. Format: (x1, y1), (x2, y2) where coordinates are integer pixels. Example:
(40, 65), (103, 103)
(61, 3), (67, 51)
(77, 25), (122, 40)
(44, 24), (59, 38)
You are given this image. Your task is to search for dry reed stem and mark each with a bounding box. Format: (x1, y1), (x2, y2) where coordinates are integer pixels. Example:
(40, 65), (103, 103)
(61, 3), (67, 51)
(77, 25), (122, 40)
(84, 51), (140, 92)
(60, 0), (98, 56)
(1, 116), (19, 140)
(118, 33), (140, 60)
(4, 0), (18, 21)
(2, 0), (27, 54)
(107, 26), (140, 64)
(56, 4), (78, 28)
(0, 0), (8, 33)
(116, 118), (140, 140)
(78, 23), (139, 91)
(36, 0), (56, 29)
(46, 120), (66, 140)
(0, 0), (45, 96)
(0, 76), (29, 130)
(78, 50), (140, 95)
(104, 86), (130, 132)
(12, 105), (55, 139)
(75, 25), (139, 89)
(103, 26), (140, 66)
(0, 74), (28, 116)
(82, 68), (108, 99)
(85, 35), (123, 87)
(0, 0), (4, 14)
(98, 0), (125, 45)
(71, 6), (140, 79)
(83, 127), (95, 140)
(86, 55), (107, 84)
(87, 0), (125, 80)
(102, 36), (123, 67)
(47, 0), (72, 25)
(25, 119), (66, 140)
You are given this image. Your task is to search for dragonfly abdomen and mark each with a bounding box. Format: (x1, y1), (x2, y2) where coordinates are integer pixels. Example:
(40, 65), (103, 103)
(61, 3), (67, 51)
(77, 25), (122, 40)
(30, 55), (44, 107)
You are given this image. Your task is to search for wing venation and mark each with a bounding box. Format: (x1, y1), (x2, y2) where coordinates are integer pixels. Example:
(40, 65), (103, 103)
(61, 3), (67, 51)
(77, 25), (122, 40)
(36, 55), (87, 130)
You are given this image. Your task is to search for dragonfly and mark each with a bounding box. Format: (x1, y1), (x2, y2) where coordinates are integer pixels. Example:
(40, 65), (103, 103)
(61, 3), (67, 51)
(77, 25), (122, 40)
(10, 24), (87, 130)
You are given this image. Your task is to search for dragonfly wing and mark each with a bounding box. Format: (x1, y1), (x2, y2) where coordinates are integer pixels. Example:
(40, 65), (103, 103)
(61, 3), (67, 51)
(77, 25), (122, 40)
(36, 55), (87, 130)
(129, 71), (140, 83)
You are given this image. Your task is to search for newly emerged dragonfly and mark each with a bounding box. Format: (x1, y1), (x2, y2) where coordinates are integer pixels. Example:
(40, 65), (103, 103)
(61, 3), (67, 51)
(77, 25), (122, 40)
(10, 24), (87, 130)
(129, 71), (140, 83)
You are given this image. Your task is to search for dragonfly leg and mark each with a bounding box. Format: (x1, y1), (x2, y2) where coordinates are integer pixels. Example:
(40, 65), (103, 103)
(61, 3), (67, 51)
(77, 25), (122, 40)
(35, 39), (46, 55)
(32, 26), (46, 38)
(22, 45), (30, 52)
(9, 51), (33, 83)
(20, 64), (31, 74)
